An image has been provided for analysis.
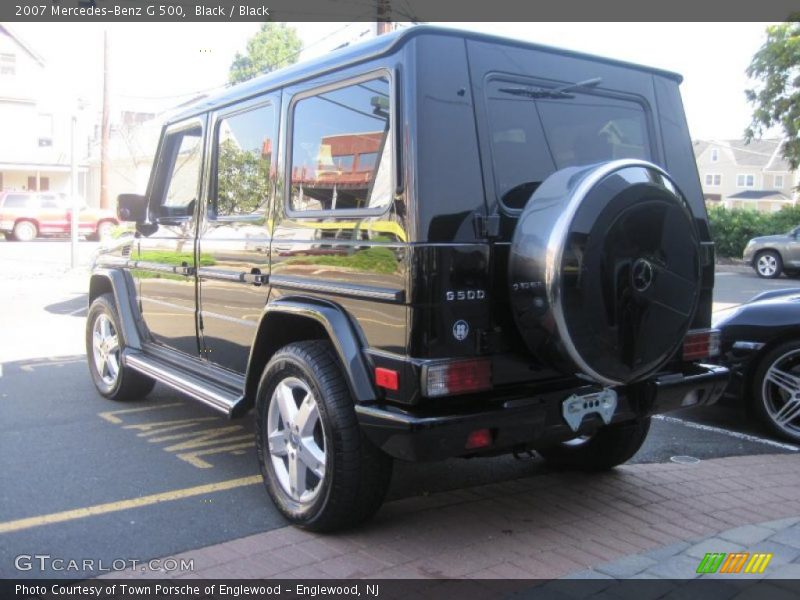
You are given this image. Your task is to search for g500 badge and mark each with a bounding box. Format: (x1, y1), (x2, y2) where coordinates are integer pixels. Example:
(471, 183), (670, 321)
(453, 320), (469, 341)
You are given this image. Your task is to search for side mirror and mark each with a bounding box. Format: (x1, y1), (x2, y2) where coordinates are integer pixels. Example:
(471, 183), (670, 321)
(117, 193), (147, 223)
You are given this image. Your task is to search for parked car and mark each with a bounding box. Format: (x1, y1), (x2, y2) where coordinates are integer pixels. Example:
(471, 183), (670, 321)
(713, 289), (800, 443)
(0, 191), (118, 241)
(86, 26), (728, 531)
(743, 227), (800, 279)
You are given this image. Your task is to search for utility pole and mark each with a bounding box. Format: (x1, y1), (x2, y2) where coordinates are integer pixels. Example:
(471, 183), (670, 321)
(100, 30), (111, 209)
(376, 0), (392, 35)
(70, 113), (78, 268)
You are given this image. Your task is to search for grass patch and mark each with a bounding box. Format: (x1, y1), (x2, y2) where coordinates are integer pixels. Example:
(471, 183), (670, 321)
(285, 246), (397, 274)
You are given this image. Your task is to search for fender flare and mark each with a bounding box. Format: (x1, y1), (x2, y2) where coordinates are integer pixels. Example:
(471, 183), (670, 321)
(244, 297), (377, 407)
(88, 268), (145, 351)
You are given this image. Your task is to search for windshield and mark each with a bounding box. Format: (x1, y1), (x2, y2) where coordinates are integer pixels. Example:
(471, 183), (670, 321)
(486, 78), (653, 209)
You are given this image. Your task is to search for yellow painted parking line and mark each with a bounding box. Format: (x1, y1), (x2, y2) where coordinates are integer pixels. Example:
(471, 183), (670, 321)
(99, 402), (184, 424)
(0, 475), (262, 534)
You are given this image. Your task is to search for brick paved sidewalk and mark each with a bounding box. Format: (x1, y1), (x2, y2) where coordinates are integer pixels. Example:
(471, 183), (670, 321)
(568, 517), (800, 579)
(104, 453), (800, 580)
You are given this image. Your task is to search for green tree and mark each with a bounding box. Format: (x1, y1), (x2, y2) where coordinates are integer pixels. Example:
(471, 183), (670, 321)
(216, 139), (271, 216)
(745, 20), (800, 171)
(229, 23), (303, 85)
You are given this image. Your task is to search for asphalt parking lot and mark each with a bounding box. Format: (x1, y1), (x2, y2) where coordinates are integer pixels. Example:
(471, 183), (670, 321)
(1, 240), (798, 579)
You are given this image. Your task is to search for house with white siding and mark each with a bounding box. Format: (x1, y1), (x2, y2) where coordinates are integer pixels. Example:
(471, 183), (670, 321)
(0, 24), (89, 196)
(694, 138), (797, 213)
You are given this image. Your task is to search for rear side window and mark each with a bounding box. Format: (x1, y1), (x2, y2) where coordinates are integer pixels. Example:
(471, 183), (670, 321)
(485, 78), (653, 209)
(288, 75), (392, 214)
(2, 194), (32, 208)
(213, 103), (275, 219)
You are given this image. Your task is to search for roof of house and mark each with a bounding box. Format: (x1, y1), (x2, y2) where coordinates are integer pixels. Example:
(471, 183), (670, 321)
(694, 137), (791, 172)
(0, 24), (45, 66)
(728, 190), (791, 201)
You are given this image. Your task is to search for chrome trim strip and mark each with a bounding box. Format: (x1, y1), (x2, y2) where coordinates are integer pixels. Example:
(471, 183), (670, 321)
(733, 341), (766, 352)
(124, 351), (242, 416)
(269, 275), (405, 303)
(546, 159), (673, 387)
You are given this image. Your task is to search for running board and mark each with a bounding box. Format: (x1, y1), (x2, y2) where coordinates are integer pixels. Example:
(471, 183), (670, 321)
(123, 350), (245, 417)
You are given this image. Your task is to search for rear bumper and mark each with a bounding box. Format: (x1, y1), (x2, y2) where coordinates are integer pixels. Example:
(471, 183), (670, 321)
(356, 363), (729, 461)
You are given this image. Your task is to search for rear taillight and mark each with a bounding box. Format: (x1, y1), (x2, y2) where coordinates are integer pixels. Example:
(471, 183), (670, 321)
(423, 358), (492, 397)
(682, 329), (721, 361)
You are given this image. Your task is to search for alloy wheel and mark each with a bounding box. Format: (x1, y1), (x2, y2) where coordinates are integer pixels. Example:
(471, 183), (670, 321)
(761, 349), (800, 439)
(267, 377), (327, 504)
(757, 254), (778, 277)
(91, 313), (120, 387)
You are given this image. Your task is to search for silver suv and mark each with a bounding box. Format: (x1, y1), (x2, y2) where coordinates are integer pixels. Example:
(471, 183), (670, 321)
(744, 227), (800, 278)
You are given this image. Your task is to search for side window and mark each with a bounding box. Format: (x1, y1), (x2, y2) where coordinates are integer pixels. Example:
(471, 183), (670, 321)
(158, 126), (204, 218)
(213, 103), (275, 219)
(289, 75), (392, 213)
(40, 194), (60, 208)
(3, 194), (31, 208)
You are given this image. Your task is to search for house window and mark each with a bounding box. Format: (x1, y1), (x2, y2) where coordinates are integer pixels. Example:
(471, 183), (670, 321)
(775, 175), (785, 189)
(38, 114), (53, 147)
(704, 174), (721, 186)
(710, 148), (718, 162)
(0, 53), (15, 76)
(737, 174), (755, 188)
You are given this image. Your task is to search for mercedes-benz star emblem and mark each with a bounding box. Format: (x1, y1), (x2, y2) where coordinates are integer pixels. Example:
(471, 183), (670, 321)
(632, 258), (655, 292)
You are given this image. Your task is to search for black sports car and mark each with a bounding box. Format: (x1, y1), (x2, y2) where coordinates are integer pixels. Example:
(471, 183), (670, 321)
(713, 288), (800, 443)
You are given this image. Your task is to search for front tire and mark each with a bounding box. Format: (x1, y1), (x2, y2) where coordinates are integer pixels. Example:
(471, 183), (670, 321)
(94, 221), (115, 241)
(537, 417), (651, 470)
(751, 341), (800, 443)
(86, 293), (155, 401)
(255, 341), (392, 531)
(755, 250), (783, 279)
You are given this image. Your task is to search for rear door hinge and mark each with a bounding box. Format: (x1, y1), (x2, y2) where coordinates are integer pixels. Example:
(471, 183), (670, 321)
(474, 213), (500, 239)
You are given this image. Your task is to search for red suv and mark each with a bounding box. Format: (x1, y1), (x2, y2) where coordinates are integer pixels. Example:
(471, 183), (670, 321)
(0, 192), (118, 241)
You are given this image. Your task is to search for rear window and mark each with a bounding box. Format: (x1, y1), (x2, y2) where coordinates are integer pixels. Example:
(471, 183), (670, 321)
(2, 194), (32, 208)
(485, 78), (653, 209)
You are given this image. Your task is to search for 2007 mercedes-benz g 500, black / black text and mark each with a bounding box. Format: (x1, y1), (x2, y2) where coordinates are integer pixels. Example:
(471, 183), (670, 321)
(87, 26), (729, 531)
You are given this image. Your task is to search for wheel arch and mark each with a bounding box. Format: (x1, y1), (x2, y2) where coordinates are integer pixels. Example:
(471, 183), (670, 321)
(88, 269), (144, 351)
(753, 247), (783, 266)
(14, 218), (39, 232)
(242, 297), (376, 414)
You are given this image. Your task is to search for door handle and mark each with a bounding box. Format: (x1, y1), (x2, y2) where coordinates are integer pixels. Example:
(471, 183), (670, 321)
(176, 261), (195, 276)
(243, 268), (267, 287)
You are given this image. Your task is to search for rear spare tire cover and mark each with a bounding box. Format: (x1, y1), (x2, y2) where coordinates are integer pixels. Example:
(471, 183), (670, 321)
(508, 159), (701, 386)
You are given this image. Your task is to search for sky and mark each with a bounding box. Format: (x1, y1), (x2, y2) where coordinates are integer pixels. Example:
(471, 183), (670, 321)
(9, 21), (776, 141)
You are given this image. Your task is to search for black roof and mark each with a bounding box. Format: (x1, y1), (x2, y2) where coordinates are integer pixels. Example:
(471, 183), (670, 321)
(729, 190), (791, 201)
(168, 25), (683, 124)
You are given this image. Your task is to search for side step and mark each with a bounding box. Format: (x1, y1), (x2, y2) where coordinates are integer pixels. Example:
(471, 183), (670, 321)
(124, 350), (245, 417)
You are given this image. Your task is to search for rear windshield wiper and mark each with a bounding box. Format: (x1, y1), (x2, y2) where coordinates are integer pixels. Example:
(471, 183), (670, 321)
(499, 77), (603, 100)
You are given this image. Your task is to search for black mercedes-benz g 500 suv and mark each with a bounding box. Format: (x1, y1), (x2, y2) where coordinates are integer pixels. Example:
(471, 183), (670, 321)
(87, 26), (728, 531)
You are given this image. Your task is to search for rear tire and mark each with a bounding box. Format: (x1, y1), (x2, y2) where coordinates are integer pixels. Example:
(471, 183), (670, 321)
(86, 293), (155, 401)
(13, 220), (37, 242)
(538, 417), (651, 470)
(255, 340), (393, 531)
(754, 250), (783, 279)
